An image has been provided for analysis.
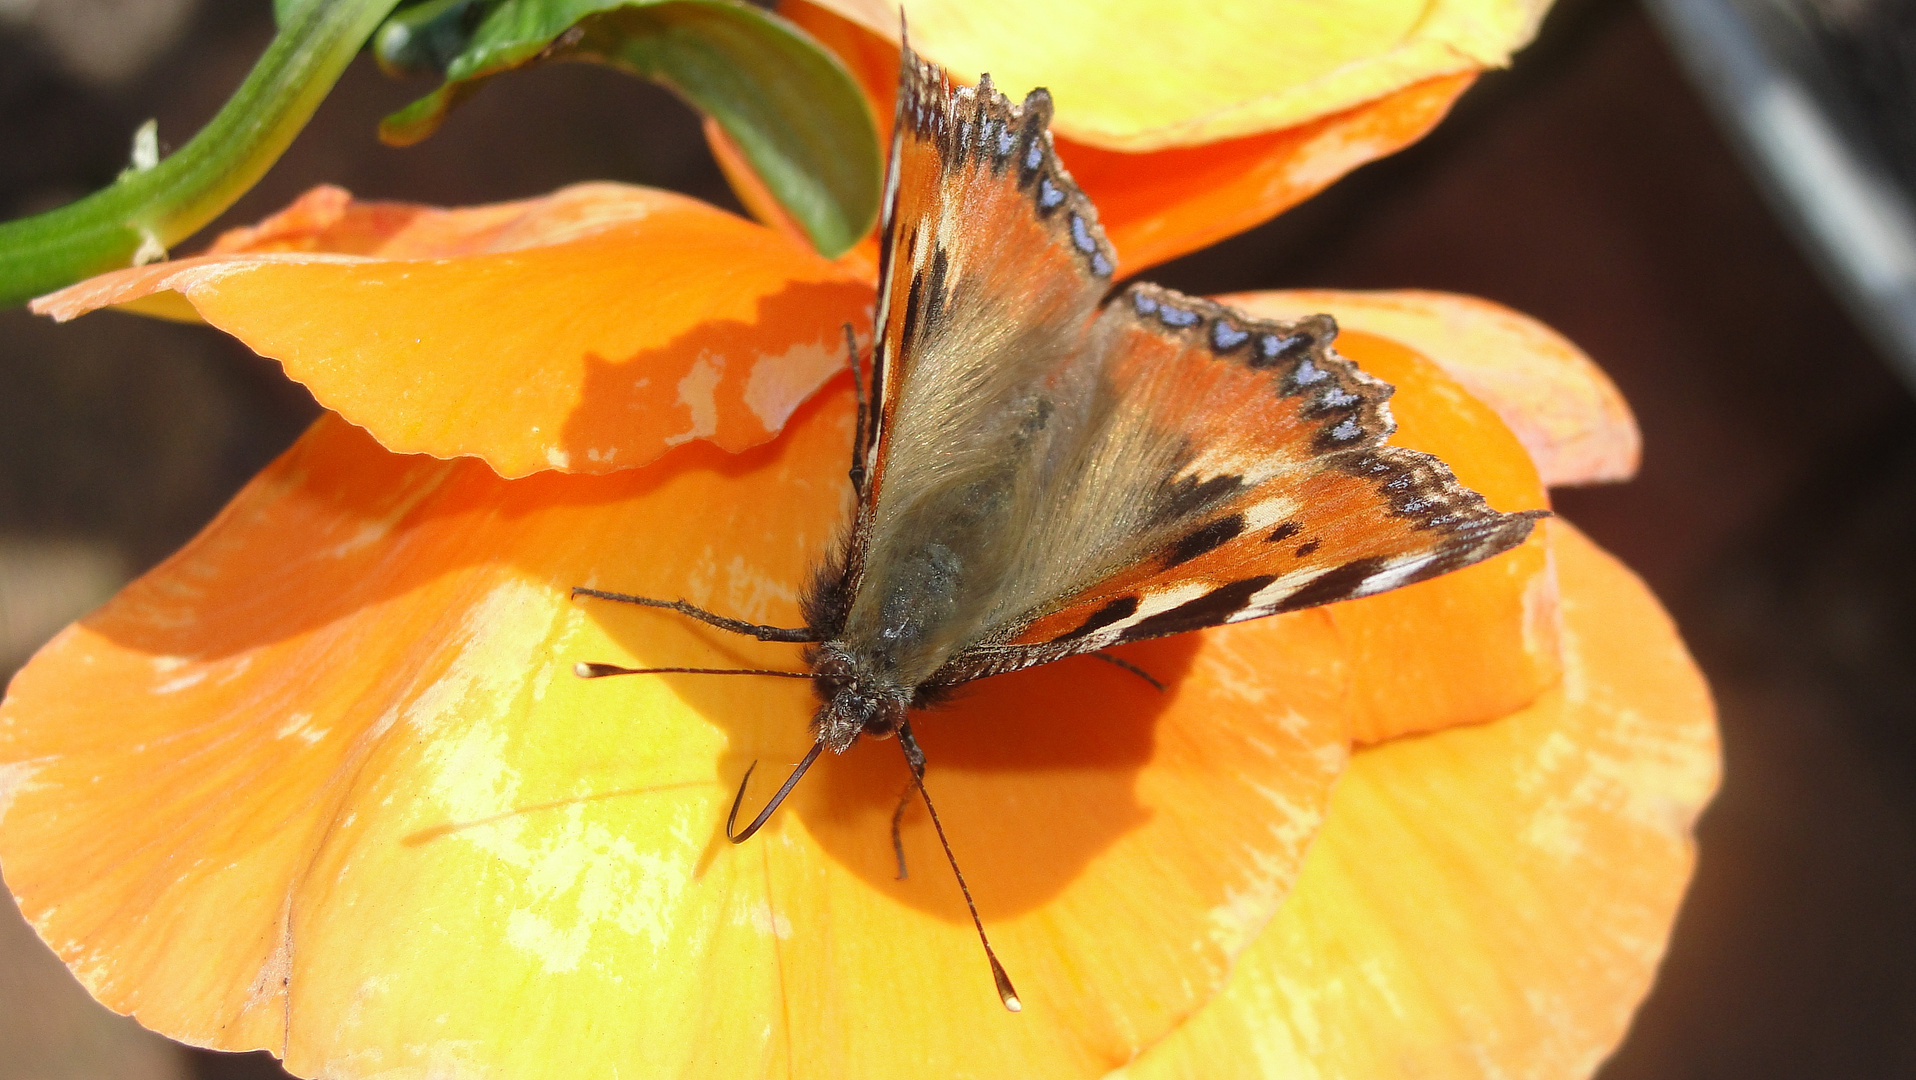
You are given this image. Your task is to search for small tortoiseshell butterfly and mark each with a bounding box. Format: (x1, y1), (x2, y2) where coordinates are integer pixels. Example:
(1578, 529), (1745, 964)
(576, 43), (1543, 1010)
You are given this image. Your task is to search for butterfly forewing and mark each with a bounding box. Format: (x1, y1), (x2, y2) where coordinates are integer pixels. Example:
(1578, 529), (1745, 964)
(838, 52), (1123, 685)
(864, 54), (1117, 496)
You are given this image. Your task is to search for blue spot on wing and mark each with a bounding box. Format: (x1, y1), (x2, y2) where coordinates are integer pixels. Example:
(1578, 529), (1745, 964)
(1070, 214), (1097, 253)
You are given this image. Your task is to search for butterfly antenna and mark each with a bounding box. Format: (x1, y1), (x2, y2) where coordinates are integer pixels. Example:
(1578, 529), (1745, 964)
(843, 321), (868, 495)
(575, 662), (810, 680)
(898, 723), (1022, 1012)
(726, 740), (827, 843)
(570, 587), (818, 643)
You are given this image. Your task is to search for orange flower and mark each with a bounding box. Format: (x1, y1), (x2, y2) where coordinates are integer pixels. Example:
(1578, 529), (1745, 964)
(5, 15), (1711, 1080)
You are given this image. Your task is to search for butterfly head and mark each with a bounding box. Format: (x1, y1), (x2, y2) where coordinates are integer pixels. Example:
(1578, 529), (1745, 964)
(808, 641), (911, 752)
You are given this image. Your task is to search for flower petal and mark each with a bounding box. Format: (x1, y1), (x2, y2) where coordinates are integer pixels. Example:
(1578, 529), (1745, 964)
(32, 184), (872, 478)
(1225, 290), (1640, 487)
(798, 0), (1545, 150)
(1061, 76), (1473, 272)
(771, 4), (1472, 273)
(1316, 327), (1559, 744)
(0, 387), (1352, 1079)
(1116, 520), (1719, 1080)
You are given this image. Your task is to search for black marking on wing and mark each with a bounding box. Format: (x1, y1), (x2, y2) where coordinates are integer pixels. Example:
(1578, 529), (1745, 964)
(1346, 449), (1510, 532)
(900, 267), (925, 355)
(1266, 521), (1302, 543)
(1122, 576), (1280, 641)
(1294, 540), (1321, 558)
(1157, 471), (1246, 524)
(1164, 514), (1246, 568)
(1283, 558), (1393, 610)
(1057, 595), (1140, 641)
(923, 246), (951, 333)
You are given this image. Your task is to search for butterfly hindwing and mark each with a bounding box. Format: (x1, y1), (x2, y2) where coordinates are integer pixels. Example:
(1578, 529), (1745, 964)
(932, 284), (1544, 683)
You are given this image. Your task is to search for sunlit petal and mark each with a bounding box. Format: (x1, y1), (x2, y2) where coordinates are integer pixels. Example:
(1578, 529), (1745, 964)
(1318, 328), (1558, 745)
(768, 4), (1474, 273)
(798, 0), (1546, 150)
(32, 184), (871, 478)
(1117, 521), (1718, 1079)
(1228, 290), (1640, 487)
(0, 387), (1351, 1079)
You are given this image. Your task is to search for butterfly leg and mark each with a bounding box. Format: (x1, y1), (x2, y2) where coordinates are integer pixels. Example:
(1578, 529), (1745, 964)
(570, 587), (819, 642)
(1090, 650), (1167, 692)
(891, 724), (933, 879)
(890, 780), (919, 879)
(843, 322), (868, 497)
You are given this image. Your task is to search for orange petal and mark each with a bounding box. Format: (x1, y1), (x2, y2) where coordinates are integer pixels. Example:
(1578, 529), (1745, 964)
(1224, 290), (1640, 487)
(773, 4), (1471, 274)
(1065, 75), (1473, 273)
(1120, 520), (1719, 1080)
(0, 386), (1354, 1078)
(1311, 327), (1559, 744)
(31, 184), (873, 478)
(796, 0), (1542, 151)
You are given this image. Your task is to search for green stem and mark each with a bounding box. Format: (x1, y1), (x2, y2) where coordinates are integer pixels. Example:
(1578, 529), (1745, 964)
(0, 0), (401, 308)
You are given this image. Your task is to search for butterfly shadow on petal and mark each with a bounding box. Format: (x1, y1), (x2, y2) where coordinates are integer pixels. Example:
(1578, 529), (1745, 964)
(794, 634), (1200, 920)
(556, 277), (872, 472)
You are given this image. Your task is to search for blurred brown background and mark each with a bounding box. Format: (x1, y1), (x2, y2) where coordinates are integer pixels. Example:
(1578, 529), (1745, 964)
(2, 0), (1913, 1076)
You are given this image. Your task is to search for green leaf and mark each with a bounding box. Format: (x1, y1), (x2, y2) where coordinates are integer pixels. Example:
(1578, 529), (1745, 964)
(0, 0), (401, 308)
(372, 0), (493, 77)
(377, 0), (880, 257)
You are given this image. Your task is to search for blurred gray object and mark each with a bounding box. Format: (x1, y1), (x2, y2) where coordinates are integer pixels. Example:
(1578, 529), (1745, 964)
(1647, 0), (1916, 389)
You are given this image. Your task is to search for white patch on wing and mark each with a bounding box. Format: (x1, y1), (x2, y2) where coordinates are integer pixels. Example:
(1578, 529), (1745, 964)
(1241, 569), (1336, 618)
(1348, 552), (1441, 601)
(1131, 582), (1216, 620)
(1241, 495), (1302, 534)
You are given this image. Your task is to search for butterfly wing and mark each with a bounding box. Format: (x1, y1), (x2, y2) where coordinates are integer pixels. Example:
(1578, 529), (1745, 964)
(856, 45), (1116, 525)
(933, 283), (1544, 684)
(839, 50), (1538, 693)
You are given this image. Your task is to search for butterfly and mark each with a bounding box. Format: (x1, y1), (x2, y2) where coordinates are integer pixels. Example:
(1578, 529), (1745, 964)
(574, 43), (1544, 1011)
